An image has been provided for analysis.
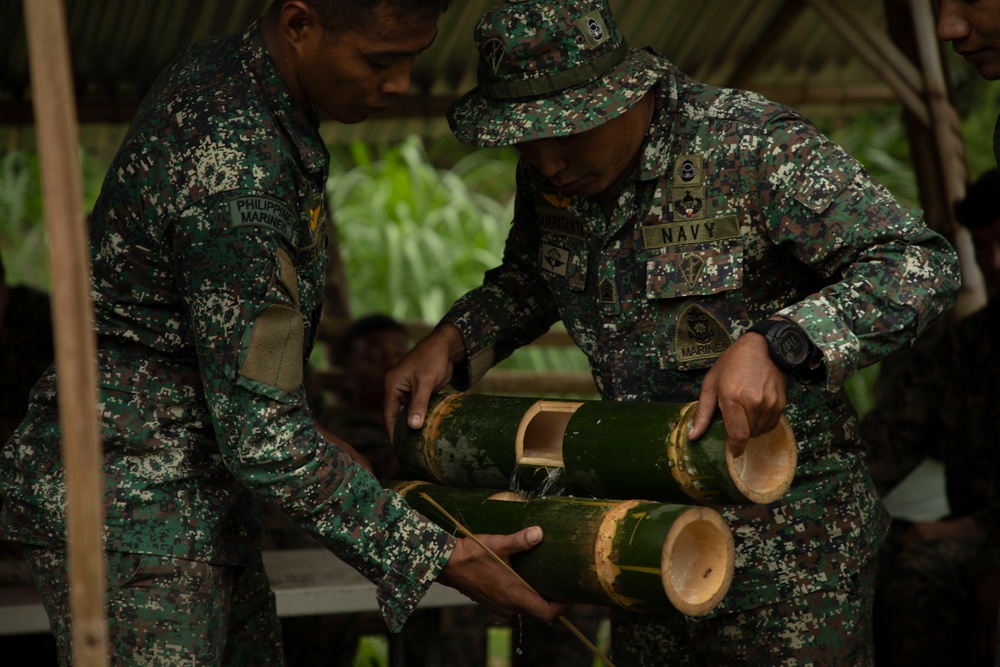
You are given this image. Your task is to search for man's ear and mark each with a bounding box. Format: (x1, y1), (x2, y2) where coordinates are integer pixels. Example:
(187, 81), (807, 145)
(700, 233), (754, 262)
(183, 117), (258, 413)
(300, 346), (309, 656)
(277, 0), (322, 48)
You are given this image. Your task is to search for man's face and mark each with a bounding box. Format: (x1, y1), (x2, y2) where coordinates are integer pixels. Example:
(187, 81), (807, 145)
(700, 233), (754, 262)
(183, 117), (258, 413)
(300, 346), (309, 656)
(513, 93), (652, 198)
(972, 217), (1000, 298)
(295, 5), (439, 124)
(938, 0), (1000, 80)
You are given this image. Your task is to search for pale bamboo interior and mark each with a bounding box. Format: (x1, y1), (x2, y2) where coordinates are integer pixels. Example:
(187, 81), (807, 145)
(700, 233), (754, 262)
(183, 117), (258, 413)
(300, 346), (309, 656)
(726, 415), (798, 504)
(515, 400), (583, 466)
(661, 508), (735, 616)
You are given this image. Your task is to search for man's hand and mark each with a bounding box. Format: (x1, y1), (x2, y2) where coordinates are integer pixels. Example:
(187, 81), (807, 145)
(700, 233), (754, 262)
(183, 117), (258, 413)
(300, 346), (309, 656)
(687, 331), (787, 457)
(383, 323), (466, 441)
(437, 526), (571, 622)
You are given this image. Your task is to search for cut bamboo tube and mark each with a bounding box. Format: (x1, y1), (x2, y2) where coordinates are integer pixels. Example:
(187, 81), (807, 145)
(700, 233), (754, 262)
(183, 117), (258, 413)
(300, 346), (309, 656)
(392, 481), (734, 616)
(394, 392), (796, 505)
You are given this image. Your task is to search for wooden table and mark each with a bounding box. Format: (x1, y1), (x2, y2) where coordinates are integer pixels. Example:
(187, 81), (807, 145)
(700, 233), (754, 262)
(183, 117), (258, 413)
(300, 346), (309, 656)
(0, 548), (473, 660)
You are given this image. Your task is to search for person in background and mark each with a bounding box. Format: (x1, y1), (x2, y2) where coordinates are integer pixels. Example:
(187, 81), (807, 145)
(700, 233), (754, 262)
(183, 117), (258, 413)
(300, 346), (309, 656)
(386, 1), (961, 664)
(863, 168), (1000, 667)
(937, 0), (1000, 164)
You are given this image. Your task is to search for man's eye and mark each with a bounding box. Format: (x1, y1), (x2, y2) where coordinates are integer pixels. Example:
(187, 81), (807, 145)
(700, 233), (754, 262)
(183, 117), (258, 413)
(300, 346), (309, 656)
(369, 58), (394, 69)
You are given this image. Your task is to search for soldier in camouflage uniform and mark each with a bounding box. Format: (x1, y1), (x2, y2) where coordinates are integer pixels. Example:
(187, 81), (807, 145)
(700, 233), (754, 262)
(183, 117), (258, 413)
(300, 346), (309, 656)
(385, 1), (961, 665)
(937, 0), (1000, 165)
(0, 1), (568, 665)
(863, 169), (1000, 667)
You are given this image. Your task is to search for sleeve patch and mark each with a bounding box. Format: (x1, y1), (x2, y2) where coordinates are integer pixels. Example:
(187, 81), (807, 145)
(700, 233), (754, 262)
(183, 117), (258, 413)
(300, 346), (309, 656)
(240, 305), (304, 393)
(230, 196), (295, 245)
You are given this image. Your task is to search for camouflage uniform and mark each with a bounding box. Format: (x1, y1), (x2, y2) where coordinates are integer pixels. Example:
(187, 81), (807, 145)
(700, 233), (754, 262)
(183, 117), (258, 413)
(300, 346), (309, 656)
(863, 298), (1000, 667)
(0, 20), (453, 664)
(440, 3), (961, 663)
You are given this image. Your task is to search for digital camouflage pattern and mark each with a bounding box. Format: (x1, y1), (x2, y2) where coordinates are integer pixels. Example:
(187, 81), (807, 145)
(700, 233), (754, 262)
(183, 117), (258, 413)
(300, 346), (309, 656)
(863, 298), (1000, 666)
(448, 0), (660, 146)
(442, 49), (960, 664)
(0, 20), (453, 637)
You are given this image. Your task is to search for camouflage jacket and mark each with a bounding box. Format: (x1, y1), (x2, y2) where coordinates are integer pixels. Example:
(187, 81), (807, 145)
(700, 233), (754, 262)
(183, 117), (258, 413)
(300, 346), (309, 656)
(0, 21), (451, 631)
(443, 53), (961, 614)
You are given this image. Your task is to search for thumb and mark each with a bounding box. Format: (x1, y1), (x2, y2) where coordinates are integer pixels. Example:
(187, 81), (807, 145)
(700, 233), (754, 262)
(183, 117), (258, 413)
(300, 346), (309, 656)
(504, 526), (544, 556)
(687, 396), (716, 442)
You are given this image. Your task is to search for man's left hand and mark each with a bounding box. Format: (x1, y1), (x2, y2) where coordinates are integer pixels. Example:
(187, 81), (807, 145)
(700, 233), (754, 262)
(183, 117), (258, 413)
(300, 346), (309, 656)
(686, 332), (786, 457)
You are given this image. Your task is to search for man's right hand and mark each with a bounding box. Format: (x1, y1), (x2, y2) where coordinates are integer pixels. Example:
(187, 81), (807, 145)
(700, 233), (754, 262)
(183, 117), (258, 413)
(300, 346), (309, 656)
(383, 323), (465, 441)
(437, 526), (570, 622)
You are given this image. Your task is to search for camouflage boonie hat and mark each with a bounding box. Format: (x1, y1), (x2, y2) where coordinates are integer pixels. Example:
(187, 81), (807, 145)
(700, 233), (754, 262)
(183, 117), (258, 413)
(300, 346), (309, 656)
(448, 0), (661, 147)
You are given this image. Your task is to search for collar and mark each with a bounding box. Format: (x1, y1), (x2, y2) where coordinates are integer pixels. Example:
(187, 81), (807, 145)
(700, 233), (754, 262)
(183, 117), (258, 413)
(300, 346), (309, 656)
(241, 20), (328, 178)
(635, 50), (680, 184)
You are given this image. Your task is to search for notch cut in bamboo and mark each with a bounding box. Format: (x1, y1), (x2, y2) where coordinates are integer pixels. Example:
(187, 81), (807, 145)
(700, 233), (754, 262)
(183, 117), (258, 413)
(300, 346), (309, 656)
(393, 481), (734, 616)
(394, 392), (797, 505)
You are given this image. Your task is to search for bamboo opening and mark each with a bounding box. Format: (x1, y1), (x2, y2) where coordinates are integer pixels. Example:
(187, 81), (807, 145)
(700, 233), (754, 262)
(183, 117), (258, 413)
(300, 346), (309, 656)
(661, 508), (734, 617)
(726, 415), (798, 504)
(515, 400), (583, 467)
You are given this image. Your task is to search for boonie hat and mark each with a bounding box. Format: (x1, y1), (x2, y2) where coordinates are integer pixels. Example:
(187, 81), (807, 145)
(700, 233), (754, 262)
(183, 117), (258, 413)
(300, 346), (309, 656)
(448, 0), (661, 147)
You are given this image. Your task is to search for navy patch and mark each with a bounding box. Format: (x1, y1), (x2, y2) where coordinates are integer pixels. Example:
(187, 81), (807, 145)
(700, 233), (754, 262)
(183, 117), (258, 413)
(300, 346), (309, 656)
(540, 243), (569, 276)
(676, 304), (731, 364)
(230, 196), (295, 244)
(643, 216), (739, 250)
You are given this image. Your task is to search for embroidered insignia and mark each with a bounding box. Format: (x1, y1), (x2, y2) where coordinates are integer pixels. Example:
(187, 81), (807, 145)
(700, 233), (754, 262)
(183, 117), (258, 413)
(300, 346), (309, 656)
(643, 216), (739, 249)
(678, 254), (706, 290)
(673, 155), (704, 187)
(674, 187), (705, 220)
(309, 205), (322, 232)
(540, 243), (569, 276)
(598, 276), (617, 304)
(230, 195), (295, 245)
(542, 191), (571, 209)
(538, 189), (584, 239)
(483, 38), (506, 74)
(675, 304), (732, 364)
(578, 10), (610, 48)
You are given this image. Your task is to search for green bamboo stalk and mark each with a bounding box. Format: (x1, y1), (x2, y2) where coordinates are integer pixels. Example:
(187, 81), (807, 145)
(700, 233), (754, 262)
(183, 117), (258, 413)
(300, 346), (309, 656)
(393, 392), (797, 505)
(392, 481), (734, 616)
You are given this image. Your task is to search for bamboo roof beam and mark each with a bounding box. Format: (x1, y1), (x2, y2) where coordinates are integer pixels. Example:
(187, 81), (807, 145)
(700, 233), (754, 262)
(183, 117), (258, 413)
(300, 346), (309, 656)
(806, 0), (931, 126)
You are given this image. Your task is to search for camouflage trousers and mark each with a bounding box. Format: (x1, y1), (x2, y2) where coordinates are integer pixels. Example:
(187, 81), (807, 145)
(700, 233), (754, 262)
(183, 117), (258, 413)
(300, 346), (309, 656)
(610, 557), (876, 666)
(24, 546), (284, 666)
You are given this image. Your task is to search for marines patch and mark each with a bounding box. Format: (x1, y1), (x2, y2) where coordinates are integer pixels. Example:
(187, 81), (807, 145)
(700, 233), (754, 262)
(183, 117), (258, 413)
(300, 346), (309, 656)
(230, 195), (295, 245)
(541, 243), (569, 276)
(643, 216), (740, 250)
(676, 304), (731, 364)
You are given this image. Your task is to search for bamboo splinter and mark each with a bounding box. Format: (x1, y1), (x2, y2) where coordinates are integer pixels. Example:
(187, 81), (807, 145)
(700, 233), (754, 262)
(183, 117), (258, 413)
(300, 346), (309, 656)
(394, 392), (797, 505)
(392, 481), (735, 616)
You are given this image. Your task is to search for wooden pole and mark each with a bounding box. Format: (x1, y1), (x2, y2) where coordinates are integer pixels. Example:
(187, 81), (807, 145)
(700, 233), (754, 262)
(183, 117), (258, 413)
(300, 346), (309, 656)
(22, 1), (108, 664)
(392, 481), (734, 616)
(393, 392), (797, 505)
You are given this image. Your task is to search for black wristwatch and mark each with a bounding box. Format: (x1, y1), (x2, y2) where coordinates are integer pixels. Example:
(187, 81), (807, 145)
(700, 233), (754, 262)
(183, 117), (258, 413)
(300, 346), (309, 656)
(747, 318), (822, 378)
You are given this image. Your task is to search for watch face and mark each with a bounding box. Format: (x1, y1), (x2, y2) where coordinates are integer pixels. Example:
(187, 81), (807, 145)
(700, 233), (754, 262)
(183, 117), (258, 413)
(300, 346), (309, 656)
(775, 327), (810, 366)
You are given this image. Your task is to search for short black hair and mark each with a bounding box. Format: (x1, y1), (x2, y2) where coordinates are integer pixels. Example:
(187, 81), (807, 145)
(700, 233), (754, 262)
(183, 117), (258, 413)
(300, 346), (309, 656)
(267, 0), (451, 34)
(955, 169), (1000, 230)
(333, 314), (408, 366)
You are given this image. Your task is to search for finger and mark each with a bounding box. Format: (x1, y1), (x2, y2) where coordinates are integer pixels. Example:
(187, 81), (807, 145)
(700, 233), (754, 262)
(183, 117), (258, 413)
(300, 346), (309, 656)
(687, 387), (719, 442)
(719, 397), (751, 458)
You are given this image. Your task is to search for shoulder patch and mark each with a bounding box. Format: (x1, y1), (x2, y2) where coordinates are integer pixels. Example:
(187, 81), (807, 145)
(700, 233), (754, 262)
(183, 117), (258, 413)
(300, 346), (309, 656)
(230, 195), (295, 245)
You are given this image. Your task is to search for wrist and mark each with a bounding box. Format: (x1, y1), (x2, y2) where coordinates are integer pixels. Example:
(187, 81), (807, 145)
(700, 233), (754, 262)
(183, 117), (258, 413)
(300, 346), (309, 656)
(747, 318), (823, 379)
